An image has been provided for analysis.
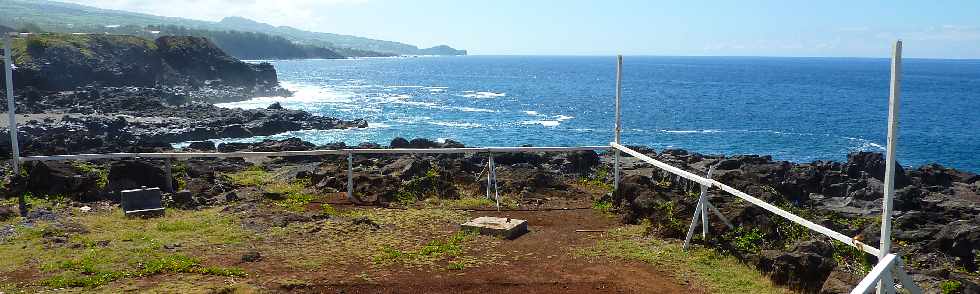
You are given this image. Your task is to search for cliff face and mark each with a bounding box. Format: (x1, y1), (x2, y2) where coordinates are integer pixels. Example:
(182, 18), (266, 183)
(1, 34), (284, 99)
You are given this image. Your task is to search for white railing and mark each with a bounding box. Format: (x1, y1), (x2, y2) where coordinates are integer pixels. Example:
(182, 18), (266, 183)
(609, 42), (921, 293)
(15, 145), (610, 209)
(17, 146), (610, 162)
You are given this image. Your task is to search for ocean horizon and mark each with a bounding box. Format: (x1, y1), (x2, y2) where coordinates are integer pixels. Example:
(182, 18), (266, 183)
(203, 55), (979, 172)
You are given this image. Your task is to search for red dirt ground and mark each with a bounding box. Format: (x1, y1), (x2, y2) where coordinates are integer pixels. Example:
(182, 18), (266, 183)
(289, 208), (703, 294)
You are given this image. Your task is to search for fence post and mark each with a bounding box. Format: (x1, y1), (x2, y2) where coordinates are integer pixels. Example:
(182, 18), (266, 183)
(3, 34), (20, 174)
(877, 40), (902, 294)
(347, 151), (354, 202)
(485, 155), (492, 200)
(164, 158), (174, 193)
(684, 166), (715, 249)
(490, 152), (500, 210)
(613, 55), (623, 193)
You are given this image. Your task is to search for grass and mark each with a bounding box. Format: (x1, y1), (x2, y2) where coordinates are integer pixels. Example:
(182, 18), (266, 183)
(226, 166), (274, 187)
(372, 231), (477, 268)
(259, 207), (488, 271)
(0, 207), (247, 290)
(41, 254), (245, 288)
(68, 160), (109, 189)
(579, 166), (613, 192)
(226, 167), (321, 212)
(393, 167), (450, 206)
(10, 33), (159, 65)
(577, 221), (790, 294)
(722, 227), (766, 255)
(263, 179), (318, 212)
(592, 199), (614, 214)
(940, 279), (963, 294)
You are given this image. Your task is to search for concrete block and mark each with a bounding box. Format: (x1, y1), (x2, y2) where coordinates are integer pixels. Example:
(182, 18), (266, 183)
(461, 216), (528, 239)
(121, 186), (164, 218)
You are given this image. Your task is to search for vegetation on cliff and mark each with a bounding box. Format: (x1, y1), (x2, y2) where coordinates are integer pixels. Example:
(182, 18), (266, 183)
(1, 33), (282, 95)
(0, 0), (465, 58)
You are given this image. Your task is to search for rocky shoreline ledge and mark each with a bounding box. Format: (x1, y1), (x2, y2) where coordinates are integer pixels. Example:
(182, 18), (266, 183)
(0, 34), (367, 158)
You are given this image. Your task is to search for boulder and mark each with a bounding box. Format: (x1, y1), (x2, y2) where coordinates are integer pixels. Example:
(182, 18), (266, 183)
(187, 141), (216, 151)
(107, 160), (172, 193)
(171, 190), (196, 209)
(408, 138), (440, 149)
(24, 161), (101, 200)
(0, 206), (17, 221)
(563, 151), (600, 173)
(441, 139), (465, 148)
(845, 152), (908, 187)
(251, 138), (315, 152)
(928, 219), (980, 271)
(389, 137), (411, 148)
(381, 157), (433, 180)
(754, 240), (836, 291)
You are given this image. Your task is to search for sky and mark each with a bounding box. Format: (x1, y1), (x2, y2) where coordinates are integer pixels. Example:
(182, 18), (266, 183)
(59, 0), (980, 58)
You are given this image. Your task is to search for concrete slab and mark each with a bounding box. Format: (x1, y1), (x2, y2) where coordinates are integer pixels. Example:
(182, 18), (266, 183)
(461, 216), (528, 239)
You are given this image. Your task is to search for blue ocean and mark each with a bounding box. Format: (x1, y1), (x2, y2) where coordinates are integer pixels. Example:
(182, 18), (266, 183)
(212, 56), (980, 172)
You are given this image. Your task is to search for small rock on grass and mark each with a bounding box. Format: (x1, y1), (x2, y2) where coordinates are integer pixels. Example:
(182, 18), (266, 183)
(242, 250), (263, 262)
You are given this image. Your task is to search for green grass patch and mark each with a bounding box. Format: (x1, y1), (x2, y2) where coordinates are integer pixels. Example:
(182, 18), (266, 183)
(592, 199), (613, 214)
(372, 231), (474, 266)
(579, 166), (613, 192)
(722, 227), (766, 255)
(68, 161), (108, 189)
(41, 254), (245, 288)
(226, 167), (274, 187)
(940, 279), (963, 294)
(0, 207), (247, 290)
(577, 221), (789, 294)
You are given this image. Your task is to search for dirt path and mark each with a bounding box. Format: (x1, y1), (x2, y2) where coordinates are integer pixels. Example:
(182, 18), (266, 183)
(304, 208), (700, 294)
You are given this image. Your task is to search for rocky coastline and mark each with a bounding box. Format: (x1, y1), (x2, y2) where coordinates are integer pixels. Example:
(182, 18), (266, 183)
(0, 34), (976, 293)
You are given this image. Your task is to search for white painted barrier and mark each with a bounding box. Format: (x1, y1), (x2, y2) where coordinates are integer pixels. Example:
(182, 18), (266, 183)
(17, 146), (610, 162)
(611, 142), (881, 256)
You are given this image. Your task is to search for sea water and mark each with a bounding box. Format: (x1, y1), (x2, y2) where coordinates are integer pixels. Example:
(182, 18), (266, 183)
(212, 56), (980, 172)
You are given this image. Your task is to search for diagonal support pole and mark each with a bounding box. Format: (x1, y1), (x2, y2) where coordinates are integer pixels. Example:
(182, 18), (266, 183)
(851, 253), (921, 294)
(684, 165), (717, 249)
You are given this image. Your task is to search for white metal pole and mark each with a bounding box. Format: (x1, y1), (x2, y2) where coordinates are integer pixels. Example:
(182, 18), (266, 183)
(877, 40), (902, 294)
(486, 156), (492, 200)
(490, 153), (499, 210)
(613, 55), (623, 193)
(346, 152), (354, 202)
(3, 34), (19, 174)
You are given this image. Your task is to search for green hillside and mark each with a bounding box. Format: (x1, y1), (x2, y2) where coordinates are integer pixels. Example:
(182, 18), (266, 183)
(0, 0), (466, 56)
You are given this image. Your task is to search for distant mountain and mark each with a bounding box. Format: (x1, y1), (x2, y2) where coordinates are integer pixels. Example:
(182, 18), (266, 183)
(0, 0), (466, 56)
(216, 17), (465, 56)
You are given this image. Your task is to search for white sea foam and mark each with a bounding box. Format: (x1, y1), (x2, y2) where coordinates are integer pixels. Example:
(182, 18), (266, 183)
(215, 81), (352, 110)
(555, 115), (574, 121)
(660, 129), (722, 134)
(455, 107), (497, 113)
(523, 110), (540, 116)
(429, 121), (482, 128)
(462, 91), (507, 99)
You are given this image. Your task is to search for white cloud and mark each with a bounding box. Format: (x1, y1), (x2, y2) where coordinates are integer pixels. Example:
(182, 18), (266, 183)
(58, 0), (368, 29)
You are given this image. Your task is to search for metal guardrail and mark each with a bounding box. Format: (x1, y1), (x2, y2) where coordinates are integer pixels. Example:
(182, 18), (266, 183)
(15, 145), (611, 210)
(610, 142), (881, 256)
(16, 146), (610, 162)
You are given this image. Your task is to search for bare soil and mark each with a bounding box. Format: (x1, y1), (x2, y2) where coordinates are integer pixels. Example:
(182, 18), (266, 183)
(248, 204), (700, 293)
